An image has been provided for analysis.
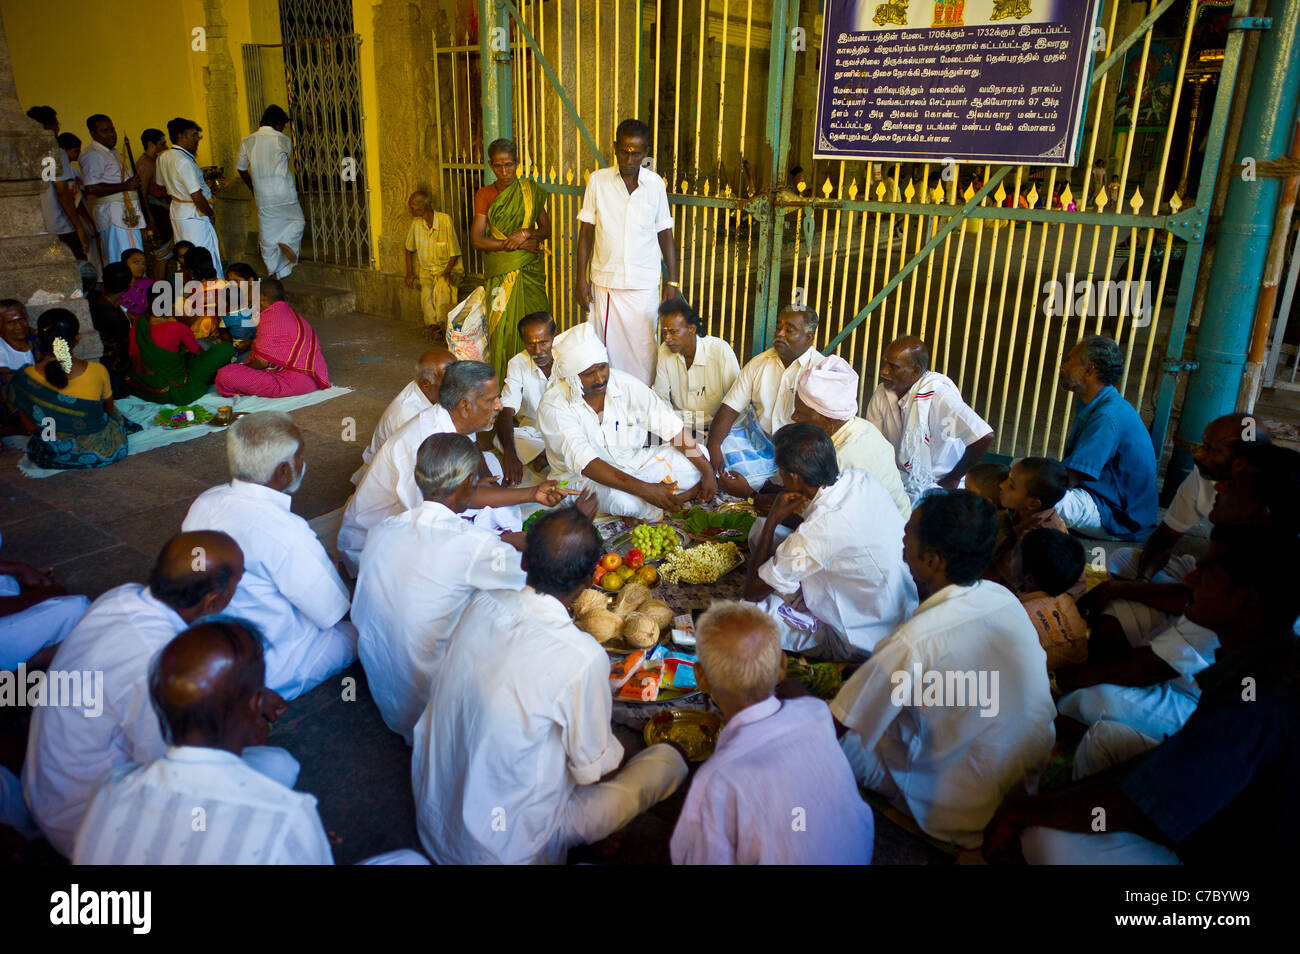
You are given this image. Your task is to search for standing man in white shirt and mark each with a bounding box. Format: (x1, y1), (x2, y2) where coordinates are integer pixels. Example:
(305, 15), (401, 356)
(670, 601), (874, 864)
(354, 347), (455, 483)
(495, 310), (556, 484)
(412, 507), (688, 864)
(575, 118), (679, 385)
(74, 618), (333, 865)
(831, 491), (1057, 848)
(706, 306), (822, 496)
(21, 531), (275, 857)
(652, 297), (740, 443)
(745, 423), (917, 660)
(354, 432), (527, 744)
(536, 322), (716, 521)
(182, 411), (357, 700)
(236, 105), (305, 279)
(865, 335), (994, 503)
(78, 114), (145, 264)
(790, 353), (910, 517)
(339, 360), (573, 574)
(156, 117), (222, 273)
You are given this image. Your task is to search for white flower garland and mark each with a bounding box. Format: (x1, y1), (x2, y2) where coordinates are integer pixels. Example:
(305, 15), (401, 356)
(52, 337), (73, 373)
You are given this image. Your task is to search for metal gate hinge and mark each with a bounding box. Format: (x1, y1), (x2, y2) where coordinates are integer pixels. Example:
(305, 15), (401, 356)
(1166, 205), (1207, 243)
(1162, 358), (1200, 374)
(1228, 16), (1271, 30)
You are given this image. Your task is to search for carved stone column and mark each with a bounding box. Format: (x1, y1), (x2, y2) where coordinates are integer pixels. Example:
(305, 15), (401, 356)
(0, 13), (96, 355)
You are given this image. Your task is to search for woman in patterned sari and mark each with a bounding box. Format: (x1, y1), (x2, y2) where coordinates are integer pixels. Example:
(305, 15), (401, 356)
(3, 310), (137, 470)
(470, 139), (550, 379)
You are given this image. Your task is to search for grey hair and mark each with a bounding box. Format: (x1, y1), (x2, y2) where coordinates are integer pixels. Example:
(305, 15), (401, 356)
(695, 600), (784, 708)
(414, 432), (480, 500)
(1079, 334), (1123, 386)
(438, 360), (496, 411)
(227, 411), (300, 485)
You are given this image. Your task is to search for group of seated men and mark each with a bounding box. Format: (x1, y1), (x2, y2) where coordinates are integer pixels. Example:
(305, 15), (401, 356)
(2, 294), (1295, 865)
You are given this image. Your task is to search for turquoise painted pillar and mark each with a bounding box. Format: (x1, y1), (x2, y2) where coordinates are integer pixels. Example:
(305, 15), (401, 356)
(480, 0), (514, 178)
(1168, 1), (1300, 489)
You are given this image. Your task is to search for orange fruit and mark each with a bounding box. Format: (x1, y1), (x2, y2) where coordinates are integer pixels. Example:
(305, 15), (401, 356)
(600, 573), (626, 592)
(635, 566), (659, 587)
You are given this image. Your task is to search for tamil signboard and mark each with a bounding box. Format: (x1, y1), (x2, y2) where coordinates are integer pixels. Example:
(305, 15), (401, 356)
(814, 0), (1103, 165)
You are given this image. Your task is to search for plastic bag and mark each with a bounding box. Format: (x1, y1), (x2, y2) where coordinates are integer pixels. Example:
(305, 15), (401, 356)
(446, 285), (487, 362)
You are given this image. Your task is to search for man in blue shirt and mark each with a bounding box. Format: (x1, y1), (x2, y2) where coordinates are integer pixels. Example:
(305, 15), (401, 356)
(1055, 335), (1157, 540)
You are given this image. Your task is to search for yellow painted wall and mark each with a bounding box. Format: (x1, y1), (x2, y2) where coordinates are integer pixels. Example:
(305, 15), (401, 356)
(1, 0), (209, 160)
(355, 0), (383, 265)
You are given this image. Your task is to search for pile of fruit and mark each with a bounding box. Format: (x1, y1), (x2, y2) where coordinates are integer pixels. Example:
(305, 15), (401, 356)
(630, 523), (680, 561)
(592, 551), (659, 591)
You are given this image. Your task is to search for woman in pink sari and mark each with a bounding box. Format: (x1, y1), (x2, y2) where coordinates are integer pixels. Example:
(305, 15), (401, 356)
(214, 278), (330, 398)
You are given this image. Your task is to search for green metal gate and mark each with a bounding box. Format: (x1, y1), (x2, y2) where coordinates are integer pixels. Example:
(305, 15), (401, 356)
(439, 0), (1252, 462)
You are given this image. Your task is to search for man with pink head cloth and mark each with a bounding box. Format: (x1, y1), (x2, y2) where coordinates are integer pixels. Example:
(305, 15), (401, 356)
(791, 354), (910, 517)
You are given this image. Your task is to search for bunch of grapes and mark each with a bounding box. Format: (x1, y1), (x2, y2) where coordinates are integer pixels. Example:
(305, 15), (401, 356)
(631, 523), (679, 561)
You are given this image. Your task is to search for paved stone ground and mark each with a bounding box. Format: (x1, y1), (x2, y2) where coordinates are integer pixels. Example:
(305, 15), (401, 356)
(0, 300), (1213, 865)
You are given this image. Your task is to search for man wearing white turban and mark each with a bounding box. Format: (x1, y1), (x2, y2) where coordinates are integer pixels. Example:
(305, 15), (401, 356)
(791, 354), (910, 517)
(536, 324), (717, 520)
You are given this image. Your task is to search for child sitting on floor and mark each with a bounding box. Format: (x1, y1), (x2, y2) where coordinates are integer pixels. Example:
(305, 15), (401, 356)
(1016, 528), (1088, 670)
(991, 456), (1082, 595)
(964, 460), (1008, 509)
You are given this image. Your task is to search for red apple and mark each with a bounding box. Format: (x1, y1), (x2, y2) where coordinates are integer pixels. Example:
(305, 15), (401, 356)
(624, 548), (645, 569)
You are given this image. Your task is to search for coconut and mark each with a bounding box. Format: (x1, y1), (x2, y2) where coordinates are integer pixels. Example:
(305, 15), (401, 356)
(575, 608), (623, 644)
(638, 599), (675, 631)
(572, 589), (611, 618)
(622, 611), (660, 648)
(611, 581), (652, 619)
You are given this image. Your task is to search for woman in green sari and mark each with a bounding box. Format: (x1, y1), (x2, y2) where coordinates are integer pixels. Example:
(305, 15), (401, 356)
(4, 310), (139, 470)
(470, 139), (551, 379)
(127, 284), (235, 404)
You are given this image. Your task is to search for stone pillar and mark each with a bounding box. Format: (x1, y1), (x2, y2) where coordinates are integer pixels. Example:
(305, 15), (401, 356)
(203, 0), (259, 268)
(0, 13), (97, 356)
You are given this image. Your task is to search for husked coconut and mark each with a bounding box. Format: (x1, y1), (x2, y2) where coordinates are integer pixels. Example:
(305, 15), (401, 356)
(622, 611), (660, 648)
(575, 608), (622, 644)
(611, 581), (652, 619)
(572, 589), (611, 618)
(638, 599), (674, 630)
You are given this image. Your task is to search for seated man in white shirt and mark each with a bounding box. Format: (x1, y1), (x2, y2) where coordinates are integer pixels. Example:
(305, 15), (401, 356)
(536, 323), (717, 521)
(353, 347), (455, 483)
(652, 297), (740, 444)
(339, 360), (572, 574)
(744, 423), (917, 660)
(670, 601), (874, 865)
(831, 491), (1056, 848)
(182, 411), (357, 700)
(0, 536), (88, 672)
(354, 432), (529, 744)
(706, 305), (822, 496)
(865, 336), (994, 503)
(1105, 412), (1267, 585)
(23, 532), (300, 858)
(412, 507), (688, 864)
(74, 618), (333, 865)
(494, 311), (555, 485)
(789, 353), (910, 517)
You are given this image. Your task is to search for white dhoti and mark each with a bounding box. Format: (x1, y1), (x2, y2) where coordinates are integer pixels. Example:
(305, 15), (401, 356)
(264, 619), (359, 702)
(0, 593), (90, 671)
(589, 284), (660, 386)
(1103, 548), (1198, 647)
(554, 445), (700, 521)
(87, 196), (143, 266)
(756, 591), (859, 662)
(170, 202), (223, 274)
(1056, 682), (1200, 742)
(1020, 721), (1179, 865)
(419, 273), (457, 328)
(559, 744), (687, 850)
(258, 201), (305, 279)
(100, 226), (143, 264)
(510, 425), (547, 465)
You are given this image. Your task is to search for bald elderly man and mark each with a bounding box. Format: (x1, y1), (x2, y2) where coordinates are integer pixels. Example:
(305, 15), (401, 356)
(535, 323), (716, 521)
(865, 336), (994, 503)
(74, 618), (330, 864)
(790, 353), (910, 517)
(670, 601), (874, 864)
(354, 347), (456, 484)
(23, 532), (297, 857)
(405, 190), (461, 337)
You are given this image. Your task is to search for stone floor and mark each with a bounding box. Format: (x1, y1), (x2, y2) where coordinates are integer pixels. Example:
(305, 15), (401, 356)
(0, 295), (1213, 865)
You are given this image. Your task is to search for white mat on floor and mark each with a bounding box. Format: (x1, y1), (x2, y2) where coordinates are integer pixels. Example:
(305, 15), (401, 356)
(14, 385), (353, 478)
